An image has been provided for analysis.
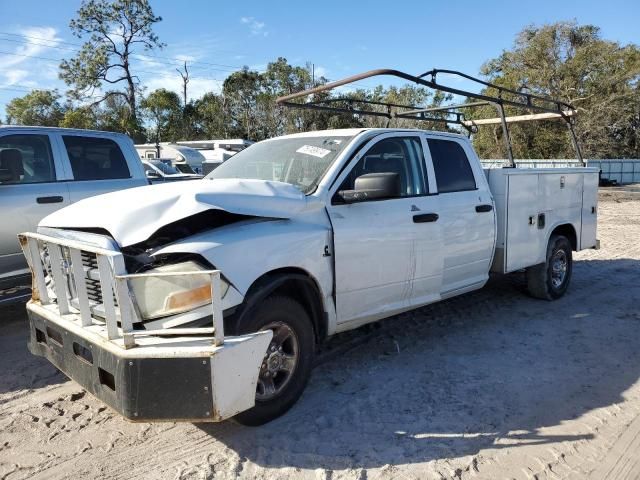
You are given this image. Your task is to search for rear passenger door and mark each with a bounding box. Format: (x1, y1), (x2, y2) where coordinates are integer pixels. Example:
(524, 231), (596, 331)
(56, 134), (138, 202)
(425, 136), (495, 295)
(0, 133), (70, 278)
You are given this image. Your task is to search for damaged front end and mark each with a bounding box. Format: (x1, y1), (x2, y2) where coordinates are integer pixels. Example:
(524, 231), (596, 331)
(115, 209), (260, 328)
(19, 231), (272, 422)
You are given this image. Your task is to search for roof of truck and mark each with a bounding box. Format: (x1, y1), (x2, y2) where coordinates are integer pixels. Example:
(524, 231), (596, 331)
(0, 125), (130, 138)
(272, 128), (467, 140)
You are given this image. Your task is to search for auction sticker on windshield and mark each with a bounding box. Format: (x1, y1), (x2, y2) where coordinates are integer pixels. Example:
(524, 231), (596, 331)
(296, 145), (332, 158)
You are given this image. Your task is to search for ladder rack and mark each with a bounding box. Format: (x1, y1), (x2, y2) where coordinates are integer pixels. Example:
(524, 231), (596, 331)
(276, 68), (584, 167)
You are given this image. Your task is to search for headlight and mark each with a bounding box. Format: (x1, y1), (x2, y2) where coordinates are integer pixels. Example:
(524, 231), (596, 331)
(129, 260), (229, 321)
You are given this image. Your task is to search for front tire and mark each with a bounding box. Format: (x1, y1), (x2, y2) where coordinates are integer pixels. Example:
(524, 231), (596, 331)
(232, 295), (315, 426)
(526, 234), (573, 300)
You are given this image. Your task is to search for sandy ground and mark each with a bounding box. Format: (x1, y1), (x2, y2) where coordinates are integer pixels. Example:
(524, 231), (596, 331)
(1, 189), (640, 480)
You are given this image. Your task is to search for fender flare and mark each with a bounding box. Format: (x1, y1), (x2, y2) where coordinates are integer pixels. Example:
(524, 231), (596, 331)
(225, 270), (327, 344)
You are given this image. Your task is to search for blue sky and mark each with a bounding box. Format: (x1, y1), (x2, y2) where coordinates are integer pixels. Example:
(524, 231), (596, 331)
(1, 0), (639, 119)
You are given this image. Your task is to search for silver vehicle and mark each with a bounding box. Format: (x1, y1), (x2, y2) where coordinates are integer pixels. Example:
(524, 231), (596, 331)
(0, 126), (148, 287)
(142, 159), (202, 183)
(135, 143), (207, 174)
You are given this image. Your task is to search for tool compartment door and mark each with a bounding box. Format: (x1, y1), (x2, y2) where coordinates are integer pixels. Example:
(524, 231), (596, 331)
(505, 173), (543, 272)
(580, 172), (598, 249)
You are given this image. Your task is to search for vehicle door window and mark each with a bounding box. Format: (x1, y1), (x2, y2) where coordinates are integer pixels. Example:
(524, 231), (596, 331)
(427, 138), (476, 193)
(150, 160), (179, 175)
(62, 136), (130, 180)
(0, 134), (56, 185)
(337, 137), (427, 199)
(142, 162), (156, 174)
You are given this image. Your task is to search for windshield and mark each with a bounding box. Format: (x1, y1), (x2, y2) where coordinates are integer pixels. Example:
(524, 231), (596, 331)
(150, 159), (180, 175)
(174, 163), (197, 174)
(174, 146), (206, 162)
(206, 135), (355, 194)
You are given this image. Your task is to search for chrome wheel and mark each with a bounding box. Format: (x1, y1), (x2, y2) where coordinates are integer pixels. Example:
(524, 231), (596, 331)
(550, 250), (568, 289)
(256, 322), (299, 401)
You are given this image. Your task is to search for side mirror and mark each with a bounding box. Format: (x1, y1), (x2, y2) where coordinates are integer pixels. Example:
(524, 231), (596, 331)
(337, 172), (401, 203)
(146, 170), (161, 179)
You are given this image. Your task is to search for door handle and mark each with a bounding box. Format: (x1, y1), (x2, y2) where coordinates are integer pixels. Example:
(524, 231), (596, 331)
(413, 213), (439, 223)
(37, 196), (64, 204)
(475, 204), (493, 213)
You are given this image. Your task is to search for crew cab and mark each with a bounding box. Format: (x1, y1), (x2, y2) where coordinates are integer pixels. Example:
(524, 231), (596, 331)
(19, 126), (598, 425)
(0, 126), (148, 288)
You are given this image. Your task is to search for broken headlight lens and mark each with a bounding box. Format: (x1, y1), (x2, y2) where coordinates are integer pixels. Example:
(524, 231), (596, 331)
(129, 260), (229, 320)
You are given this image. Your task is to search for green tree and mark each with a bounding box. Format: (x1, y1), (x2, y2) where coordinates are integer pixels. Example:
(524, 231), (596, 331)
(97, 93), (145, 140)
(473, 21), (640, 159)
(60, 105), (98, 129)
(194, 92), (227, 139)
(222, 67), (264, 140)
(59, 0), (164, 137)
(140, 88), (183, 143)
(180, 102), (203, 140)
(6, 90), (65, 126)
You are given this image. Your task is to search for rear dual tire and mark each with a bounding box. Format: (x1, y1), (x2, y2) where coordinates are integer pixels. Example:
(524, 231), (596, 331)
(526, 234), (573, 300)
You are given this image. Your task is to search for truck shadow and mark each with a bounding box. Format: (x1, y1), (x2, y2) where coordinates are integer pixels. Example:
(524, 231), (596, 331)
(0, 301), (67, 395)
(197, 257), (640, 470)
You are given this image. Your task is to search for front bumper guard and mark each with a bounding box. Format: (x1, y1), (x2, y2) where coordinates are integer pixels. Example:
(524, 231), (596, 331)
(27, 302), (271, 422)
(19, 231), (271, 422)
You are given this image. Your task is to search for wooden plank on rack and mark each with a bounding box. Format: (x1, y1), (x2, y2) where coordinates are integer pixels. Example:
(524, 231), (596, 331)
(463, 110), (575, 126)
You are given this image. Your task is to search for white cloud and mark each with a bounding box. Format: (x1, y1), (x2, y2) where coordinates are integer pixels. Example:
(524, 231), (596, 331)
(249, 63), (267, 72)
(0, 26), (63, 102)
(240, 17), (268, 37)
(4, 69), (29, 86)
(143, 71), (223, 102)
(0, 26), (61, 70)
(313, 65), (328, 79)
(174, 54), (196, 63)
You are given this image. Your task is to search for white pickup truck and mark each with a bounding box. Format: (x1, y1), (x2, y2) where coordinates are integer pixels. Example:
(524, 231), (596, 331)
(18, 69), (599, 426)
(19, 127), (598, 425)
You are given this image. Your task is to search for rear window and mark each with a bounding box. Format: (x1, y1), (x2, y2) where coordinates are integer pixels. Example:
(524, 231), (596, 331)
(427, 139), (476, 193)
(63, 136), (130, 181)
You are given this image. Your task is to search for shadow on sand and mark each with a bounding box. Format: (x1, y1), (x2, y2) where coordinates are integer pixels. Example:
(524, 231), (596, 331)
(0, 301), (66, 395)
(195, 258), (640, 470)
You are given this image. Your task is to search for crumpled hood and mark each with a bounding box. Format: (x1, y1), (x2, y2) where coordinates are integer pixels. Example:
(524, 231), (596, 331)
(40, 178), (308, 247)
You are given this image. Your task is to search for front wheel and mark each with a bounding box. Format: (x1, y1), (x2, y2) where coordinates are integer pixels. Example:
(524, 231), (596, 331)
(232, 295), (315, 426)
(526, 234), (573, 300)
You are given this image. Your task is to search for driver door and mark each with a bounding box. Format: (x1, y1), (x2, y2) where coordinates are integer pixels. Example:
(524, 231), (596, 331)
(327, 133), (442, 327)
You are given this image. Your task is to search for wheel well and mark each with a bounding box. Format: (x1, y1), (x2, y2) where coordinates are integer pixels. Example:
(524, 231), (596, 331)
(233, 268), (327, 344)
(551, 224), (577, 250)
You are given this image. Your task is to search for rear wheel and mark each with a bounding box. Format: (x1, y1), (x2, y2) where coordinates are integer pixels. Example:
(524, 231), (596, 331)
(526, 234), (573, 300)
(232, 295), (315, 426)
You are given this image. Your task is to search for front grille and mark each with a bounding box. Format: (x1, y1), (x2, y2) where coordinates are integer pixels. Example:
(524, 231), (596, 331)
(81, 251), (97, 269)
(41, 245), (118, 315)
